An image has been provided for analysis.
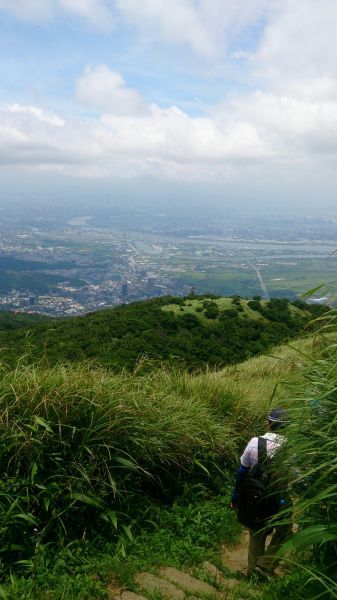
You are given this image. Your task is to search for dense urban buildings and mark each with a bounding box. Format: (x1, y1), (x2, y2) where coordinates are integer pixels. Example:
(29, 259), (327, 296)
(0, 203), (336, 316)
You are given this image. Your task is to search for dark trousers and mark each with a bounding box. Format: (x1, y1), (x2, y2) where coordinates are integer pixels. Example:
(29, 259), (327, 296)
(248, 523), (292, 574)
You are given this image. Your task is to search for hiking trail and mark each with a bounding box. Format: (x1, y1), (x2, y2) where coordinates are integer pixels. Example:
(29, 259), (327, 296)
(107, 530), (260, 600)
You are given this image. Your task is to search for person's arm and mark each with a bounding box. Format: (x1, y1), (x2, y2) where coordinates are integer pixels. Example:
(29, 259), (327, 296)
(230, 438), (255, 508)
(230, 463), (249, 508)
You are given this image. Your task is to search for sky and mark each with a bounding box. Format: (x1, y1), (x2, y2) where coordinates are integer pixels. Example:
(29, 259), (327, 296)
(1, 0), (337, 213)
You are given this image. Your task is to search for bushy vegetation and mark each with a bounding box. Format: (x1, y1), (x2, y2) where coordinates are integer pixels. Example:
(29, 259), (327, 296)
(268, 310), (337, 599)
(0, 334), (317, 598)
(0, 363), (240, 569)
(0, 295), (325, 370)
(0, 310), (46, 330)
(0, 295), (334, 599)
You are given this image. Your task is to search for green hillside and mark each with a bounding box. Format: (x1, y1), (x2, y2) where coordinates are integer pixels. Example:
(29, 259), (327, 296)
(0, 330), (335, 600)
(0, 309), (46, 330)
(0, 298), (335, 600)
(0, 295), (326, 370)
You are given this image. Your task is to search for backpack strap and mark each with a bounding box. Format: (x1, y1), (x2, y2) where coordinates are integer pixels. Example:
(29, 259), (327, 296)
(257, 436), (268, 465)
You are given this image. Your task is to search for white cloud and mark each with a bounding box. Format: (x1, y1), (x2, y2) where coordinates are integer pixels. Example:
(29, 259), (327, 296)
(115, 0), (216, 57)
(0, 0), (54, 21)
(59, 0), (114, 29)
(0, 0), (270, 56)
(0, 104), (100, 168)
(4, 76), (337, 181)
(76, 66), (147, 115)
(0, 0), (114, 28)
(7, 104), (65, 127)
(254, 0), (337, 95)
(213, 90), (337, 161)
(115, 0), (271, 58)
(3, 0), (337, 185)
(98, 104), (268, 162)
(0, 100), (269, 180)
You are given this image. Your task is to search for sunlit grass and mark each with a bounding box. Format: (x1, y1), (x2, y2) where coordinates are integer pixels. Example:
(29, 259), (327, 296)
(0, 331), (333, 599)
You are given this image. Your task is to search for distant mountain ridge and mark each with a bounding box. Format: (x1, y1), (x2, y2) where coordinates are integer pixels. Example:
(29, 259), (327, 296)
(0, 295), (325, 371)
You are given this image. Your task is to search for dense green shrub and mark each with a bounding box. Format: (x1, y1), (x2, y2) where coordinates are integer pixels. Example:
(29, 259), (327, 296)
(203, 302), (219, 319)
(0, 363), (236, 570)
(247, 299), (262, 311)
(0, 296), (325, 372)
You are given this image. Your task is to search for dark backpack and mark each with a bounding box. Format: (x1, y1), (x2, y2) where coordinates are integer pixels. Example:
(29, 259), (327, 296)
(237, 437), (280, 530)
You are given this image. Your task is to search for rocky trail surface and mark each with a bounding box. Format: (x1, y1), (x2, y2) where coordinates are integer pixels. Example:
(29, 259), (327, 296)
(107, 531), (259, 600)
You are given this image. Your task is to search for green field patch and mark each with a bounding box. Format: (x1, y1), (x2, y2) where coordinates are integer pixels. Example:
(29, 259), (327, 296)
(169, 257), (337, 298)
(262, 257), (337, 295)
(163, 297), (233, 315)
(174, 268), (262, 297)
(163, 297), (263, 323)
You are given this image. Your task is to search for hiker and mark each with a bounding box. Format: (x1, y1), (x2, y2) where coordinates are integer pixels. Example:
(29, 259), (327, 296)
(230, 407), (291, 577)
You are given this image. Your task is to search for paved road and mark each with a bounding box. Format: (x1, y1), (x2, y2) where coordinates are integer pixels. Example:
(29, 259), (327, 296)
(250, 265), (270, 300)
(129, 256), (136, 276)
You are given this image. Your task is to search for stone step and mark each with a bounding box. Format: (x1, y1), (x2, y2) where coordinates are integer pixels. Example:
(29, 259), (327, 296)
(122, 593), (149, 600)
(114, 593), (148, 600)
(200, 562), (240, 591)
(134, 572), (185, 600)
(110, 563), (241, 600)
(160, 567), (220, 598)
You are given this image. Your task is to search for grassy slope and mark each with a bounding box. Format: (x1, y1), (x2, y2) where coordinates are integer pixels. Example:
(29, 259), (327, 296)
(0, 333), (322, 599)
(162, 296), (307, 322)
(163, 297), (234, 315)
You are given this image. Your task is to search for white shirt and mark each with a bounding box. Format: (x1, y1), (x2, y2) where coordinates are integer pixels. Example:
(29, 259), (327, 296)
(240, 432), (286, 469)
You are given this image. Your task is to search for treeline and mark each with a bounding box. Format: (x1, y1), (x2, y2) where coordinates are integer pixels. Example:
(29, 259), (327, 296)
(0, 311), (46, 330)
(0, 295), (326, 370)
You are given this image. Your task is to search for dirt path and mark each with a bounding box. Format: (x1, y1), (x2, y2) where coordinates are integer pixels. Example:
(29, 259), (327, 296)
(221, 530), (249, 576)
(221, 528), (285, 579)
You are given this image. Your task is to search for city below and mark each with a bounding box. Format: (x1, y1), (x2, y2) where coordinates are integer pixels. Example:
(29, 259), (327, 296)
(0, 204), (336, 317)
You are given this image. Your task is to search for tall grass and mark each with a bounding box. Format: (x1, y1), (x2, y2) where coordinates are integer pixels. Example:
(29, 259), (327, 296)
(268, 322), (337, 598)
(0, 362), (238, 569)
(0, 335), (319, 579)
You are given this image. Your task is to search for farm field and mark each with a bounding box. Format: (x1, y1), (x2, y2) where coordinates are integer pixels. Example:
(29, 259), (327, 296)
(174, 257), (337, 298)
